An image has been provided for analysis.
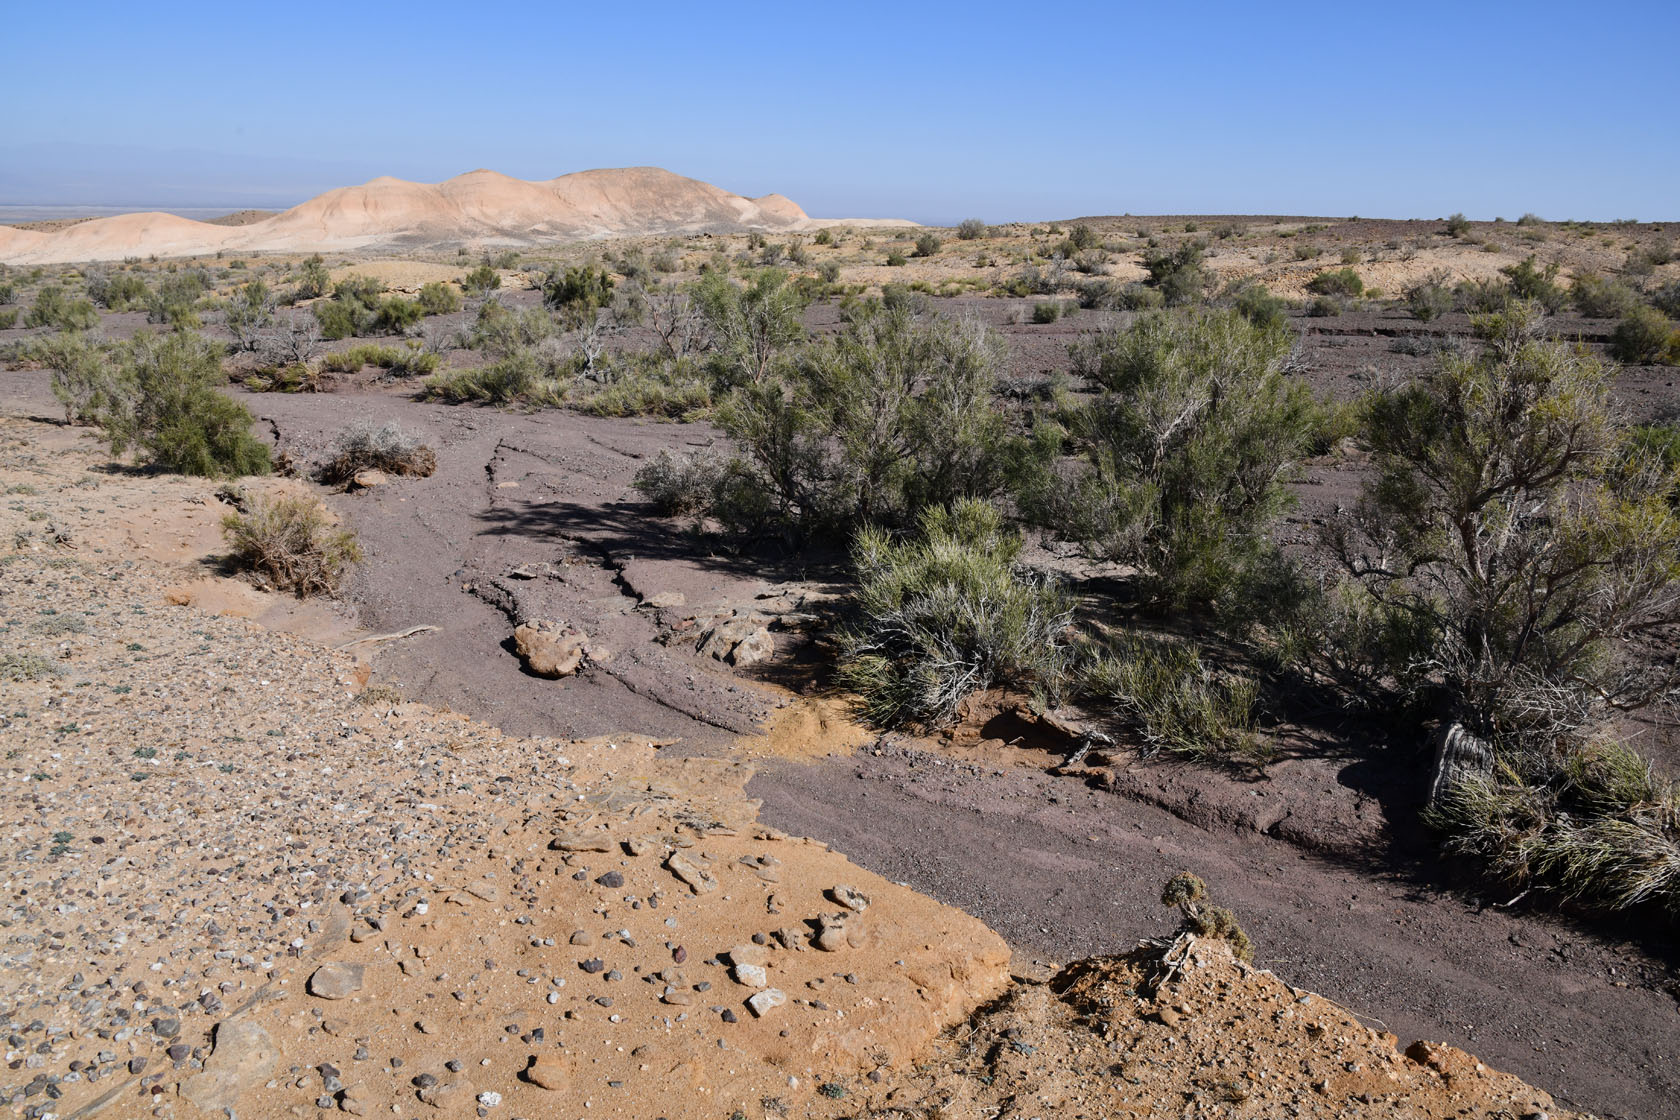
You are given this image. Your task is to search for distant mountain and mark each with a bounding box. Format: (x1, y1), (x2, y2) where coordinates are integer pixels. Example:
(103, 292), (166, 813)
(0, 166), (908, 264)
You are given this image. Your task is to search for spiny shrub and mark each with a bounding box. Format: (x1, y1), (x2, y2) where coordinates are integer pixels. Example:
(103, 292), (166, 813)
(837, 499), (1073, 729)
(102, 331), (271, 477)
(294, 255), (331, 300)
(1, 650), (63, 682)
(221, 494), (360, 597)
(320, 420), (436, 483)
(1031, 309), (1314, 607)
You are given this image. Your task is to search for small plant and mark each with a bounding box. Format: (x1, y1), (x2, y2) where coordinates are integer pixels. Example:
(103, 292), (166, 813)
(221, 494), (360, 597)
(956, 218), (988, 240)
(1140, 242), (1206, 306)
(838, 499), (1073, 730)
(1609, 305), (1673, 363)
(1570, 272), (1639, 319)
(1158, 873), (1253, 961)
(1403, 271), (1455, 322)
(913, 232), (942, 257)
(1305, 267), (1363, 299)
(1085, 637), (1263, 761)
(417, 281), (462, 316)
(461, 264), (501, 297)
(26, 285), (98, 331)
(1, 651), (62, 681)
(1232, 284), (1287, 330)
(320, 420), (437, 484)
(1445, 212), (1472, 238)
(1030, 300), (1063, 324)
(539, 265), (614, 327)
(1499, 255), (1565, 313)
(885, 250), (907, 267)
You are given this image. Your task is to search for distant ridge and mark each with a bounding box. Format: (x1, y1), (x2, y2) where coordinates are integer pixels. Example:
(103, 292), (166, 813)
(0, 166), (911, 264)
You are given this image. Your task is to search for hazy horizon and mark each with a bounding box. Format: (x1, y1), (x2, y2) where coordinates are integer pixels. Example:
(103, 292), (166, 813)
(3, 1), (1677, 224)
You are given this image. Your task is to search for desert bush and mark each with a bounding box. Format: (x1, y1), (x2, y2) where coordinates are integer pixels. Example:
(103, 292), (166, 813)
(0, 650), (63, 682)
(692, 269), (808, 388)
(1331, 304), (1680, 743)
(35, 333), (119, 424)
(320, 342), (438, 377)
(223, 279), (275, 350)
(461, 264), (500, 297)
(320, 420), (436, 483)
(294, 255), (331, 300)
(1500, 255), (1566, 313)
(913, 232), (942, 258)
(817, 260), (841, 284)
(1085, 636), (1263, 762)
(26, 285), (98, 331)
(1305, 267), (1363, 299)
(1158, 873), (1254, 960)
(1650, 282), (1680, 319)
(1404, 270), (1455, 321)
(1031, 301), (1064, 324)
(1455, 276), (1511, 313)
(956, 218), (988, 240)
(1141, 242), (1206, 306)
(633, 449), (733, 516)
(885, 250), (907, 267)
(422, 343), (569, 406)
(1231, 284), (1287, 331)
(370, 296), (423, 335)
(0, 309), (18, 329)
(836, 499), (1073, 729)
(1445, 213), (1472, 238)
(1609, 305), (1673, 363)
(0, 281), (14, 304)
(567, 354), (713, 420)
(1029, 309), (1314, 607)
(145, 271), (208, 329)
(417, 281), (461, 316)
(1570, 272), (1640, 319)
(254, 310), (324, 366)
(221, 494), (359, 597)
(84, 270), (149, 311)
(540, 264), (614, 328)
(468, 299), (556, 357)
(1427, 740), (1680, 918)
(1305, 295), (1343, 317)
(101, 331), (271, 477)
(715, 304), (1011, 538)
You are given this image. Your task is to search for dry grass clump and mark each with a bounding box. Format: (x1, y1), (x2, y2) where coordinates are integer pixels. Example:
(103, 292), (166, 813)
(1083, 637), (1264, 762)
(1, 650), (63, 681)
(319, 421), (436, 484)
(1159, 872), (1253, 961)
(221, 494), (361, 597)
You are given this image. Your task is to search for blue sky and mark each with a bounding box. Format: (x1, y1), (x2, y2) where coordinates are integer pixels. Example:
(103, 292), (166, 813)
(3, 1), (1676, 222)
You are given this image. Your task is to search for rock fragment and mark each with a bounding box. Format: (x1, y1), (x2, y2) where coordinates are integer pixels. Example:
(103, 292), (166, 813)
(308, 962), (365, 1000)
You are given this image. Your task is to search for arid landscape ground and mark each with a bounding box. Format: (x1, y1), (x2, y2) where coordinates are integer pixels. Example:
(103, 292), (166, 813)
(3, 176), (1679, 1120)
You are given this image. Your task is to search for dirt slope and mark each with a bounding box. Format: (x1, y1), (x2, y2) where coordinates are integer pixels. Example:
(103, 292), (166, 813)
(0, 166), (903, 265)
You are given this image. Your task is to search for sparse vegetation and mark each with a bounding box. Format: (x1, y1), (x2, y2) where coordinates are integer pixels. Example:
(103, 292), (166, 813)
(221, 494), (360, 597)
(837, 499), (1073, 729)
(320, 420), (436, 484)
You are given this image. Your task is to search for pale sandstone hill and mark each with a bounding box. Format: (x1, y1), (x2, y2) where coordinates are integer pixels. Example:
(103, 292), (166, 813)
(0, 166), (907, 264)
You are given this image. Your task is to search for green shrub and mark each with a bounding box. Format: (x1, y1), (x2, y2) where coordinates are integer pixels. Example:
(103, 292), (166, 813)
(85, 270), (149, 311)
(1030, 309), (1314, 607)
(320, 342), (438, 376)
(692, 269), (808, 388)
(0, 281), (14, 304)
(1141, 242), (1206, 306)
(715, 303), (1011, 538)
(1445, 213), (1472, 238)
(371, 296), (423, 335)
(1455, 276), (1511, 313)
(885, 250), (908, 267)
(836, 499), (1072, 729)
(221, 494), (359, 597)
(1333, 304), (1680, 741)
(461, 264), (500, 297)
(1305, 267), (1363, 298)
(469, 300), (556, 356)
(540, 264), (614, 327)
(0, 310), (17, 330)
(417, 281), (462, 315)
(1305, 295), (1343, 317)
(1499, 255), (1565, 313)
(1158, 873), (1254, 960)
(913, 232), (942, 258)
(26, 285), (98, 331)
(634, 449), (731, 515)
(1030, 301), (1063, 324)
(1404, 271), (1455, 321)
(1570, 272), (1640, 319)
(956, 218), (988, 240)
(1084, 636), (1262, 761)
(1610, 305), (1673, 363)
(1231, 284), (1287, 331)
(0, 650), (63, 682)
(101, 331), (271, 477)
(1650, 282), (1680, 318)
(145, 271), (208, 329)
(35, 333), (119, 424)
(294, 255), (331, 300)
(567, 355), (712, 420)
(421, 346), (568, 406)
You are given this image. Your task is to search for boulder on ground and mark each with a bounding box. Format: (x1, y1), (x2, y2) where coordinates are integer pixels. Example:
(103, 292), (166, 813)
(513, 619), (590, 678)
